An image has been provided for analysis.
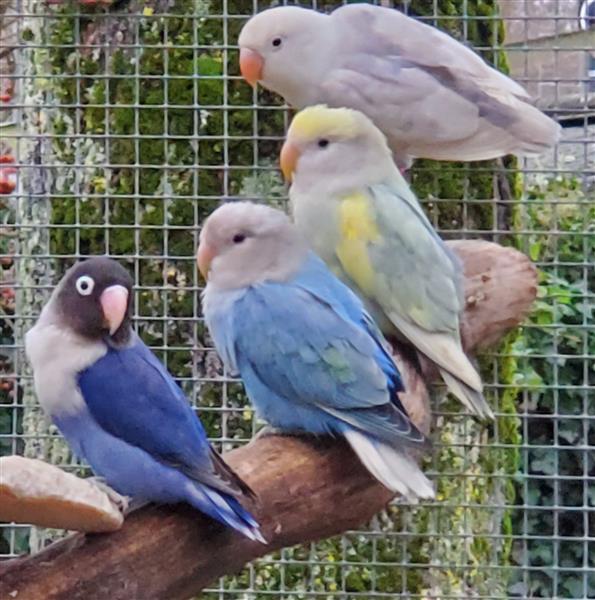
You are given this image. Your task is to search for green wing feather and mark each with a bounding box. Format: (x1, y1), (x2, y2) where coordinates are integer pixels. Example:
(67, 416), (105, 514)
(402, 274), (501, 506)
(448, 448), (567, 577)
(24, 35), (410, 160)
(334, 181), (489, 411)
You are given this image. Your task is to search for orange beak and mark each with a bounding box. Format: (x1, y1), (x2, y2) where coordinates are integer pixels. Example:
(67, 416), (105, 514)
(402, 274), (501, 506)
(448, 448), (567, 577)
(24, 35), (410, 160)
(280, 140), (300, 183)
(239, 48), (264, 88)
(100, 285), (129, 335)
(197, 241), (216, 281)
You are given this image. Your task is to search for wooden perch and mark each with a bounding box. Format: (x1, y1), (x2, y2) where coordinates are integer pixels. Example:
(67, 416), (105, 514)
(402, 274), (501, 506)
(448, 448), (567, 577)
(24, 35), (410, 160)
(0, 240), (537, 600)
(0, 456), (125, 533)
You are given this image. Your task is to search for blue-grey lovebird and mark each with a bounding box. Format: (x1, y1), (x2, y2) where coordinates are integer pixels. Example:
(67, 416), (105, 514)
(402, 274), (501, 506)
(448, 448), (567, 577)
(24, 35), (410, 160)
(25, 257), (264, 542)
(198, 201), (434, 501)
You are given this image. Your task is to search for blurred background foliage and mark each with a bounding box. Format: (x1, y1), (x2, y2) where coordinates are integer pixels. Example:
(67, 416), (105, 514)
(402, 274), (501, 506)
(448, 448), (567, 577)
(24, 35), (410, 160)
(509, 177), (594, 598)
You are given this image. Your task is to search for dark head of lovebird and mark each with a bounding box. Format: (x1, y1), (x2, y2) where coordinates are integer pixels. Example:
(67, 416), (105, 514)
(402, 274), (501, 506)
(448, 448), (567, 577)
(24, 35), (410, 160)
(55, 257), (133, 346)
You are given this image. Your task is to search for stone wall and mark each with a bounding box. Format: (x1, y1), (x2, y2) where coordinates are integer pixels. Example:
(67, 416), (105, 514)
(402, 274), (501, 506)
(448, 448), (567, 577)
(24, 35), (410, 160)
(500, 0), (594, 112)
(500, 0), (583, 43)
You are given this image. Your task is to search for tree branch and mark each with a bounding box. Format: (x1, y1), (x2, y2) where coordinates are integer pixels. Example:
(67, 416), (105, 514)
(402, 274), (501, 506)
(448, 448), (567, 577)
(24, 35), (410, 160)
(0, 240), (537, 600)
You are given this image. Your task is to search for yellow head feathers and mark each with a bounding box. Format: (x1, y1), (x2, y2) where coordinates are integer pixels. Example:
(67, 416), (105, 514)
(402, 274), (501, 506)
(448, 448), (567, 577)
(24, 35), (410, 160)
(280, 105), (392, 181)
(287, 105), (368, 142)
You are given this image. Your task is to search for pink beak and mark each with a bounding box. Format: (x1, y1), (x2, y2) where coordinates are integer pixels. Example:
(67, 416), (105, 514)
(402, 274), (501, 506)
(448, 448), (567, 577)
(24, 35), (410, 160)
(239, 48), (264, 88)
(100, 285), (129, 335)
(197, 240), (216, 281)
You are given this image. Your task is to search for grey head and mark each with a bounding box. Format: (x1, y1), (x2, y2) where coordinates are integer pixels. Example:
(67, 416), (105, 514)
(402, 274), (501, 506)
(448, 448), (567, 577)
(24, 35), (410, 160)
(238, 6), (337, 107)
(198, 201), (308, 290)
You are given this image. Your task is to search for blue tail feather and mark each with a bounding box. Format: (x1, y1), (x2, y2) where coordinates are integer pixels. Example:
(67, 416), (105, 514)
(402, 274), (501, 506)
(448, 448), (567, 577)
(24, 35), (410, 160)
(186, 483), (266, 543)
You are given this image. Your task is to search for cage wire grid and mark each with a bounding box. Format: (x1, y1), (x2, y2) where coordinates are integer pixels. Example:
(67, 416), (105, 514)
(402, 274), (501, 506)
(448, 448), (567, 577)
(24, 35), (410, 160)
(0, 0), (593, 598)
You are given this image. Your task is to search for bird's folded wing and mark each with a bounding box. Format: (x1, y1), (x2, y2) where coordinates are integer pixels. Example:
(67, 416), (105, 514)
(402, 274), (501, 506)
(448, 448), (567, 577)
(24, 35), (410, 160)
(333, 3), (528, 96)
(334, 184), (482, 391)
(335, 185), (462, 332)
(324, 4), (560, 156)
(231, 277), (424, 445)
(77, 340), (254, 499)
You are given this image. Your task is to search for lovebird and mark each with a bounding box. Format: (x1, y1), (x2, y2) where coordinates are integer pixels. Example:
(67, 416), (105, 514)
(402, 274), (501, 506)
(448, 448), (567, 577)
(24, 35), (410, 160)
(238, 4), (560, 169)
(281, 105), (493, 421)
(198, 201), (434, 501)
(25, 257), (264, 542)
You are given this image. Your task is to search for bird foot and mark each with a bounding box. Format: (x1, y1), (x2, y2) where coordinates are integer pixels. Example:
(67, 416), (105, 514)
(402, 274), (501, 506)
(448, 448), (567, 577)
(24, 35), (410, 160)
(88, 477), (130, 514)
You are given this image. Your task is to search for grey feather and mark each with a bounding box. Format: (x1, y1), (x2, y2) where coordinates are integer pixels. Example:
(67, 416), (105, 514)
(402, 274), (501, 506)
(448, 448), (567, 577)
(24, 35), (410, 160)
(343, 428), (434, 501)
(325, 4), (560, 164)
(440, 370), (494, 421)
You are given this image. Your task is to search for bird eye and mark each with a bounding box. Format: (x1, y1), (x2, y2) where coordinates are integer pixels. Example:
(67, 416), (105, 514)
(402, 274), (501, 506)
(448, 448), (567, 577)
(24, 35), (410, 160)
(271, 37), (282, 48)
(75, 275), (95, 296)
(318, 139), (329, 149)
(232, 233), (246, 244)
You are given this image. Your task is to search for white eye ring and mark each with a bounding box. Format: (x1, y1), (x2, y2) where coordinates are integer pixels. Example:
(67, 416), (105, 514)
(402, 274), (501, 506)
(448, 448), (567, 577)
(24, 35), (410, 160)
(76, 275), (95, 296)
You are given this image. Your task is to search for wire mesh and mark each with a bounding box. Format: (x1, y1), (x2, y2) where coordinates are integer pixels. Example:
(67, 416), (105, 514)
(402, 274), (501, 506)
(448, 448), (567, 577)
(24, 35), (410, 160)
(0, 0), (593, 599)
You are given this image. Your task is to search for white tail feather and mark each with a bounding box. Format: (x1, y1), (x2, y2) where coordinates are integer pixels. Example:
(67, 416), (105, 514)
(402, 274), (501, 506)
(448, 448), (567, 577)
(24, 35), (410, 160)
(387, 311), (482, 391)
(386, 310), (496, 419)
(343, 429), (434, 502)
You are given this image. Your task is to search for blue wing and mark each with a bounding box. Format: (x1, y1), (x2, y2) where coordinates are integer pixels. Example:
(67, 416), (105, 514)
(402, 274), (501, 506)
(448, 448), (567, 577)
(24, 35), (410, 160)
(292, 254), (404, 398)
(77, 335), (253, 498)
(226, 254), (423, 445)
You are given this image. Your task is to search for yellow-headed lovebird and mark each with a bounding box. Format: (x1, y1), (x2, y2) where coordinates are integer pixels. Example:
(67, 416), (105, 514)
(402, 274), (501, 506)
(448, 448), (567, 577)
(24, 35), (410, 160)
(281, 105), (494, 421)
(238, 4), (560, 170)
